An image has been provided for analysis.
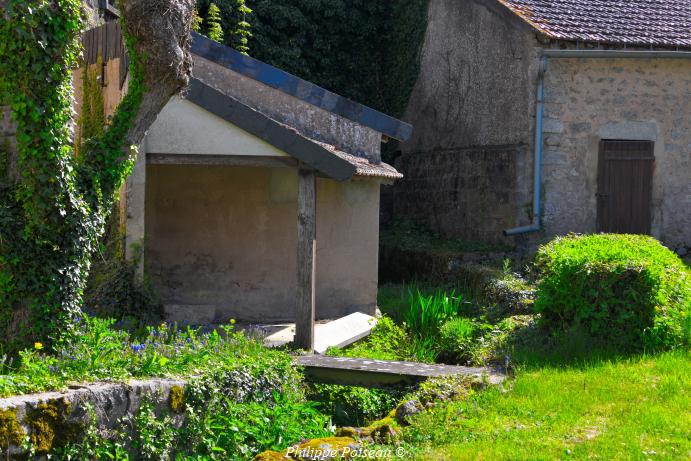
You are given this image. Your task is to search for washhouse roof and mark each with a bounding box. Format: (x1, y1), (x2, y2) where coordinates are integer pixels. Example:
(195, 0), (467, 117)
(186, 79), (403, 181)
(191, 32), (413, 142)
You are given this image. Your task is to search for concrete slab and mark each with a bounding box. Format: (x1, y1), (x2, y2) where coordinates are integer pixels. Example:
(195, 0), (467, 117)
(296, 355), (506, 388)
(260, 312), (378, 353)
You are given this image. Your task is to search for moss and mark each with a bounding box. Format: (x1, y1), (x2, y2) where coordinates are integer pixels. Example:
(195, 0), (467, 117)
(26, 398), (81, 454)
(168, 385), (185, 413)
(295, 437), (359, 460)
(253, 451), (292, 461)
(0, 408), (25, 450)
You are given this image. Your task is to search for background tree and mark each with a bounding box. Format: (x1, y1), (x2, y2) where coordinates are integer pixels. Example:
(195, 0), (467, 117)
(0, 0), (195, 351)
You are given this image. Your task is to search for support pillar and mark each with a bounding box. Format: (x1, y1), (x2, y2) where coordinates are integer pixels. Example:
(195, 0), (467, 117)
(295, 166), (316, 351)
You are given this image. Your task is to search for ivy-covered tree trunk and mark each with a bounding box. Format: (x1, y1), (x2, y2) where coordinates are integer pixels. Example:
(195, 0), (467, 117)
(0, 0), (194, 351)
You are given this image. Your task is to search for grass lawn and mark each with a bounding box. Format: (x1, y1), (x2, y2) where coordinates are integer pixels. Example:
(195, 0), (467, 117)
(403, 351), (690, 460)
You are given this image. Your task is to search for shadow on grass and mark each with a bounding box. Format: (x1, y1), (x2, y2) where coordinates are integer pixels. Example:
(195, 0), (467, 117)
(505, 321), (655, 373)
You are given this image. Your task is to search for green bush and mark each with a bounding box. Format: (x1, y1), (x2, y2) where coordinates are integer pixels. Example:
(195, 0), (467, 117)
(534, 234), (690, 349)
(326, 316), (438, 363)
(438, 318), (478, 363)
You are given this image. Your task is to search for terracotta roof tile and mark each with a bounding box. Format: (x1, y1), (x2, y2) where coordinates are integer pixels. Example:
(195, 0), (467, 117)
(499, 0), (691, 48)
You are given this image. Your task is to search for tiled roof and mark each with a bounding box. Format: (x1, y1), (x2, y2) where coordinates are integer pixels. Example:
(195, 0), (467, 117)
(498, 0), (691, 48)
(325, 147), (403, 180)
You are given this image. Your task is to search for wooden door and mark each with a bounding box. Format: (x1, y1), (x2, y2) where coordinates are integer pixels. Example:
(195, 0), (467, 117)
(596, 140), (654, 234)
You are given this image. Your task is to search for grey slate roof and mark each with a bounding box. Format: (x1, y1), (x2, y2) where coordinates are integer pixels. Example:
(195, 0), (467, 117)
(498, 0), (691, 48)
(191, 33), (412, 141)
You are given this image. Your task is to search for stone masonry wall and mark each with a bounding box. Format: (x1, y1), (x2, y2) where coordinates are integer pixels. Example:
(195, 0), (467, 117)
(542, 58), (691, 249)
(0, 378), (185, 458)
(393, 0), (541, 243)
(393, 146), (526, 243)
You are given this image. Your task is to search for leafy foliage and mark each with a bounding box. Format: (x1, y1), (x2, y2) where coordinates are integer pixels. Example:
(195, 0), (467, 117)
(205, 3), (224, 42)
(308, 383), (405, 427)
(74, 59), (105, 156)
(234, 0), (253, 54)
(83, 209), (163, 328)
(534, 234), (690, 349)
(0, 0), (146, 351)
(3, 318), (332, 459)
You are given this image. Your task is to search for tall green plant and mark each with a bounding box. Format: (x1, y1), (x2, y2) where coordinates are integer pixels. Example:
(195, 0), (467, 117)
(403, 287), (465, 339)
(234, 0), (252, 54)
(206, 3), (225, 42)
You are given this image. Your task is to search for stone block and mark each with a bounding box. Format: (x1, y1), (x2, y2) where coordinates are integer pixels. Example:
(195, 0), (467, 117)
(542, 118), (564, 134)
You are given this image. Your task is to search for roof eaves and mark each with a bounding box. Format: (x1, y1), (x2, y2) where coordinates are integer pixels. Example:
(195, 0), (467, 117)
(494, 0), (553, 39)
(186, 78), (357, 181)
(190, 33), (413, 142)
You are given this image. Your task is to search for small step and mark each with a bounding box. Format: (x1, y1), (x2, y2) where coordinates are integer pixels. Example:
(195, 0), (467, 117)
(296, 355), (505, 388)
(262, 312), (378, 354)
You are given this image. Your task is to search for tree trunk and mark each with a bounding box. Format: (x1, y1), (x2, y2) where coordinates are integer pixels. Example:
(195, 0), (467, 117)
(0, 0), (194, 351)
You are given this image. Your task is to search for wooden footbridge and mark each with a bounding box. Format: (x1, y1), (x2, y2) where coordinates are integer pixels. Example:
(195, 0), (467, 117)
(296, 355), (506, 388)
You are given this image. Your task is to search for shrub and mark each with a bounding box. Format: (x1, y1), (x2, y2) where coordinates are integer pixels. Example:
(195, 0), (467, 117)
(438, 318), (478, 363)
(326, 316), (438, 363)
(326, 316), (408, 361)
(534, 234), (690, 349)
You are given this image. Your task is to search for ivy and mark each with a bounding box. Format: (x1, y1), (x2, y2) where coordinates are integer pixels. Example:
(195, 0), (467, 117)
(74, 57), (105, 157)
(0, 0), (145, 352)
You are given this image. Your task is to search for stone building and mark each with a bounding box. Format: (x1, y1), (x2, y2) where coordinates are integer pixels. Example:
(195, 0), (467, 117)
(73, 24), (411, 344)
(396, 0), (691, 251)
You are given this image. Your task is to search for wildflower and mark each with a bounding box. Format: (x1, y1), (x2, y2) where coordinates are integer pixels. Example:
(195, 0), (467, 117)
(34, 342), (44, 351)
(230, 319), (236, 325)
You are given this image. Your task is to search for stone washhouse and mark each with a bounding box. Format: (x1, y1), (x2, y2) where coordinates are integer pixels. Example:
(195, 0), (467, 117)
(76, 24), (412, 349)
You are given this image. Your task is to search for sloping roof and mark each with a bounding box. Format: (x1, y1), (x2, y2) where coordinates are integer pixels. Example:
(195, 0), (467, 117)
(186, 79), (401, 181)
(498, 0), (691, 48)
(191, 33), (413, 141)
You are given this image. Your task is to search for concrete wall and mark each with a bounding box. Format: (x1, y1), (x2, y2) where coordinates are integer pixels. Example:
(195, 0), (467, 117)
(145, 165), (381, 323)
(541, 58), (691, 248)
(145, 97), (290, 158)
(393, 0), (540, 242)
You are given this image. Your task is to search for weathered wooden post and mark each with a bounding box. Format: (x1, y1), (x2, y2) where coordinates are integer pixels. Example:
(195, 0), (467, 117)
(296, 165), (317, 351)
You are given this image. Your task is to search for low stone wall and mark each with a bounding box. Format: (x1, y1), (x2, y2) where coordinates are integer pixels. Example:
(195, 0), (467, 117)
(0, 378), (185, 458)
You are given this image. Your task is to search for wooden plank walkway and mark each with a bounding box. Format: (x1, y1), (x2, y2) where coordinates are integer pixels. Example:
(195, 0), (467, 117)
(296, 355), (505, 388)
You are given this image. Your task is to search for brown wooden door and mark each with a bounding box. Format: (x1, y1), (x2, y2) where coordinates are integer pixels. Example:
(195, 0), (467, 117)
(597, 140), (654, 234)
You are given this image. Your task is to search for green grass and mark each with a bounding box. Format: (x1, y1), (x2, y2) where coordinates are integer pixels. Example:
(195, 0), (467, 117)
(403, 351), (691, 460)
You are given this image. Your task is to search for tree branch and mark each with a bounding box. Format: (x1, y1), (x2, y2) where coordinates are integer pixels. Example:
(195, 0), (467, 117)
(120, 0), (194, 147)
(77, 0), (194, 206)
